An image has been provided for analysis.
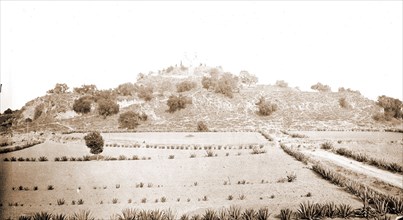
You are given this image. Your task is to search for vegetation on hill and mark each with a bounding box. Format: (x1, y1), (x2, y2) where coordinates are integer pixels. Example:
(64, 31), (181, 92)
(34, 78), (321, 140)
(118, 111), (147, 129)
(167, 95), (192, 113)
(311, 82), (331, 92)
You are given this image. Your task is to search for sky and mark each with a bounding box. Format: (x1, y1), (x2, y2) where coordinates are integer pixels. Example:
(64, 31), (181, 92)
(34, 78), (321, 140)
(0, 1), (402, 112)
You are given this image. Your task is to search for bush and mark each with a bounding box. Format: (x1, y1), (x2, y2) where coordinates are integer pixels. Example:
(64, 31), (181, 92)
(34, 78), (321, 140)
(201, 76), (213, 89)
(256, 97), (278, 116)
(34, 104), (45, 120)
(197, 121), (208, 132)
(320, 142), (333, 150)
(137, 85), (153, 101)
(118, 111), (147, 129)
(167, 95), (192, 113)
(97, 98), (119, 118)
(177, 80), (197, 92)
(214, 73), (238, 98)
(73, 96), (92, 114)
(84, 131), (104, 157)
(311, 82), (331, 92)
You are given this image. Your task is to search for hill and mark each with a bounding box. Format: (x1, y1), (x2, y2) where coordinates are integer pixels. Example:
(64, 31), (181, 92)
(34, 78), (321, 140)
(4, 64), (401, 134)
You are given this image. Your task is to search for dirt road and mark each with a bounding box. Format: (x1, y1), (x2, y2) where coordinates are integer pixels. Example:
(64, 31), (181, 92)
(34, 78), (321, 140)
(306, 149), (403, 189)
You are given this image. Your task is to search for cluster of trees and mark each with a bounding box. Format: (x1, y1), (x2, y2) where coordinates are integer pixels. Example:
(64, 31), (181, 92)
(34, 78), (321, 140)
(166, 95), (192, 113)
(374, 95), (402, 120)
(311, 82), (331, 92)
(118, 111), (148, 129)
(255, 97), (278, 116)
(202, 72), (239, 98)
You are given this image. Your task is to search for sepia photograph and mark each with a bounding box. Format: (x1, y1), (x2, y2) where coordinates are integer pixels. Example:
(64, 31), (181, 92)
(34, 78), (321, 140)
(0, 1), (402, 219)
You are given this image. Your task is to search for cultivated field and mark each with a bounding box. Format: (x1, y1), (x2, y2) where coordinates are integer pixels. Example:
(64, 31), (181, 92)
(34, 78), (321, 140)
(0, 131), (372, 219)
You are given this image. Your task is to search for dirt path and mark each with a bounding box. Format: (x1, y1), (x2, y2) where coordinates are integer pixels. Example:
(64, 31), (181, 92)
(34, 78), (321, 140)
(305, 149), (403, 189)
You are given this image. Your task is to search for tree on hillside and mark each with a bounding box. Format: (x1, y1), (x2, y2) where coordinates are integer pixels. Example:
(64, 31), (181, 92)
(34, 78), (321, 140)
(84, 131), (104, 159)
(167, 95), (192, 113)
(73, 84), (97, 95)
(137, 85), (154, 101)
(47, 83), (69, 94)
(256, 97), (278, 116)
(311, 82), (331, 92)
(118, 111), (147, 129)
(239, 71), (258, 86)
(376, 95), (402, 119)
(34, 104), (45, 120)
(73, 96), (93, 114)
(97, 98), (119, 118)
(115, 83), (136, 96)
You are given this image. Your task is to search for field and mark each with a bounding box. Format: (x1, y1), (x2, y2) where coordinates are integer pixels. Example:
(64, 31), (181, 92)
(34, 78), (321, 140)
(0, 131), (373, 219)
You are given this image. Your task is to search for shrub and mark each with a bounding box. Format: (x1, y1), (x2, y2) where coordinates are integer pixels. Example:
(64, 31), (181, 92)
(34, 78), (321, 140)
(168, 155), (175, 159)
(97, 98), (119, 118)
(77, 199), (84, 205)
(84, 131), (104, 158)
(256, 97), (278, 116)
(320, 142), (333, 150)
(112, 198), (118, 204)
(197, 121), (208, 132)
(214, 73), (238, 98)
(137, 85), (153, 101)
(47, 185), (54, 190)
(311, 82), (331, 92)
(34, 104), (45, 120)
(118, 111), (147, 129)
(167, 95), (192, 113)
(280, 209), (293, 220)
(73, 96), (92, 114)
(205, 150), (214, 157)
(202, 76), (213, 89)
(177, 80), (197, 92)
(287, 173), (297, 182)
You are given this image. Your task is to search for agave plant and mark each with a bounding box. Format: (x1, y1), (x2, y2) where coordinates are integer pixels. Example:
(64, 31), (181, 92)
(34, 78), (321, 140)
(337, 204), (354, 218)
(32, 212), (52, 220)
(297, 202), (320, 220)
(52, 214), (68, 220)
(256, 208), (270, 220)
(70, 210), (95, 220)
(202, 209), (218, 220)
(118, 208), (138, 220)
(227, 206), (241, 220)
(241, 209), (256, 220)
(280, 209), (293, 220)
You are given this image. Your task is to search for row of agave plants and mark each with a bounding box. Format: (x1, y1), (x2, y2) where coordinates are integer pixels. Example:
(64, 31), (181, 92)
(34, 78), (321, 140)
(13, 204), (398, 220)
(280, 143), (403, 215)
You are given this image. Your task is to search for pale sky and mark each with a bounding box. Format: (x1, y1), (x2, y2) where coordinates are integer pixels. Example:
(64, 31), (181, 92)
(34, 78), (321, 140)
(1, 1), (402, 111)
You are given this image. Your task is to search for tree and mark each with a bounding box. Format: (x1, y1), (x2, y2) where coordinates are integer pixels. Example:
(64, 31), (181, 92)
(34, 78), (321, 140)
(256, 97), (278, 116)
(167, 95), (192, 113)
(197, 121), (209, 132)
(311, 82), (331, 92)
(47, 83), (69, 94)
(118, 111), (147, 129)
(376, 95), (402, 119)
(239, 71), (258, 86)
(84, 131), (104, 159)
(97, 98), (119, 118)
(214, 73), (239, 98)
(73, 96), (92, 114)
